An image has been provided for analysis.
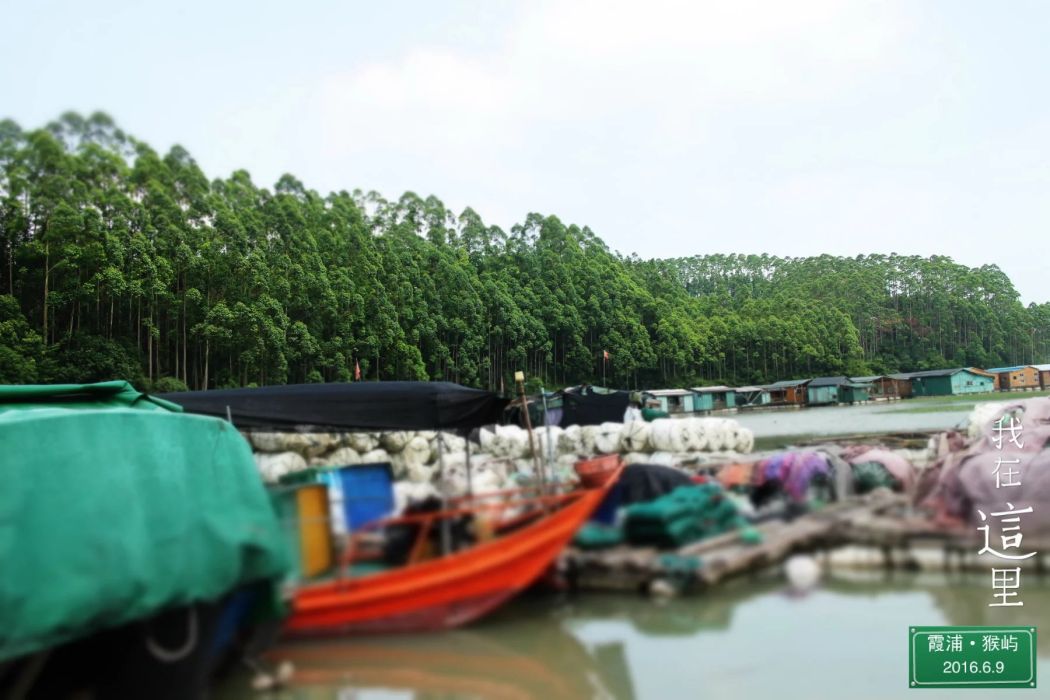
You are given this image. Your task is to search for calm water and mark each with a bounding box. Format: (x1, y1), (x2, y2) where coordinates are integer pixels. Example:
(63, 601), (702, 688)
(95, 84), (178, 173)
(214, 570), (1050, 700)
(733, 401), (972, 443)
(735, 392), (1047, 443)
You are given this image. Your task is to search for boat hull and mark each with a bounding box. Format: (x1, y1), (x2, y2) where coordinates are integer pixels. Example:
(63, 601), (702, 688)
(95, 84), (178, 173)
(285, 484), (609, 635)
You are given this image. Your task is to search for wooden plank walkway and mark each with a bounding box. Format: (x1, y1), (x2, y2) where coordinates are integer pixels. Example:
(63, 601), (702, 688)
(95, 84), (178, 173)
(563, 491), (907, 593)
(835, 509), (1050, 574)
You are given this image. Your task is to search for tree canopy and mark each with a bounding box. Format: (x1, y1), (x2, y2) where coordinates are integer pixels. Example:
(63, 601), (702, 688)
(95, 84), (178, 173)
(1, 112), (1047, 390)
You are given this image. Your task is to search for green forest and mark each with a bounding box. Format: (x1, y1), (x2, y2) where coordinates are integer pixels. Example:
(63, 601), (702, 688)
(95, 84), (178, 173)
(1, 112), (1048, 392)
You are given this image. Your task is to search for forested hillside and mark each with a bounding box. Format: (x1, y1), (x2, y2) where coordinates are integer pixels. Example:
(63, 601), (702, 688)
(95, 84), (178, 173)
(1, 113), (1048, 391)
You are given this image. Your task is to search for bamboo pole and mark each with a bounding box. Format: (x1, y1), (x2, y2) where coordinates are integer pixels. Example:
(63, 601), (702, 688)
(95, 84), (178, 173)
(515, 371), (546, 494)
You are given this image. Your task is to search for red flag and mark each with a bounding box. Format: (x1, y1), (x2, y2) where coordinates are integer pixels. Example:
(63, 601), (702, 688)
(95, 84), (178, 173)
(354, 359), (361, 381)
(603, 349), (610, 361)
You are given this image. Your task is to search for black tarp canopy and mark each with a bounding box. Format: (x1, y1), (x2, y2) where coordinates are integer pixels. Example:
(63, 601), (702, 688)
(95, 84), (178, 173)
(559, 389), (630, 427)
(160, 381), (508, 432)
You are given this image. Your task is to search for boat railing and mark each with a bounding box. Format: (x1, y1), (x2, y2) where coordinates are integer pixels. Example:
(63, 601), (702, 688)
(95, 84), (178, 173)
(337, 487), (587, 573)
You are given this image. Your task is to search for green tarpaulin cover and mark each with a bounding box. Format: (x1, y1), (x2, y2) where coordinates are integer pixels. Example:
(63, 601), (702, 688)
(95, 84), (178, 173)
(0, 381), (289, 661)
(623, 483), (746, 548)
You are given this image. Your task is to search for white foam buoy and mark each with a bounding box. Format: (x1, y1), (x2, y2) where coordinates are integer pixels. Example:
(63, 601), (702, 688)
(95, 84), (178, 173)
(785, 554), (822, 592)
(648, 578), (677, 599)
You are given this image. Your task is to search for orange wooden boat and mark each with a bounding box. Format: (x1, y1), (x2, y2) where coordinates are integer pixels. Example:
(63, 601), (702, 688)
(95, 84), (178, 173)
(164, 380), (619, 636)
(285, 470), (620, 635)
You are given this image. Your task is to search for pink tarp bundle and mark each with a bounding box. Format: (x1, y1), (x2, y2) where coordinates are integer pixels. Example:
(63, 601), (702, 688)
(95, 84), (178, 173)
(919, 398), (1050, 532)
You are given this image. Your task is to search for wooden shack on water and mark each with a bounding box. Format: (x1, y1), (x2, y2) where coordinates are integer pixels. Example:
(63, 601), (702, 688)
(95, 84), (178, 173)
(985, 365), (1042, 391)
(909, 368), (995, 396)
(691, 386), (737, 411)
(733, 385), (771, 408)
(888, 373), (914, 398)
(807, 376), (871, 405)
(765, 379), (811, 405)
(1035, 364), (1050, 390)
(646, 389), (696, 414)
(851, 375), (908, 400)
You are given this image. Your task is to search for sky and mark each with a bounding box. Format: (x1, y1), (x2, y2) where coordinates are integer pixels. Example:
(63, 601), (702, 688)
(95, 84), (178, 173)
(3, 0), (1049, 303)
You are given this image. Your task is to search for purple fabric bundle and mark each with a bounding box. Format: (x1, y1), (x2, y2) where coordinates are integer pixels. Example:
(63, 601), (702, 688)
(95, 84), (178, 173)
(783, 452), (831, 502)
(760, 452), (792, 484)
(755, 451), (831, 502)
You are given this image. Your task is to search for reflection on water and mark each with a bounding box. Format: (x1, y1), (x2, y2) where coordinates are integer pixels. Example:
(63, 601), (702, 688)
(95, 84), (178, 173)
(215, 571), (1050, 700)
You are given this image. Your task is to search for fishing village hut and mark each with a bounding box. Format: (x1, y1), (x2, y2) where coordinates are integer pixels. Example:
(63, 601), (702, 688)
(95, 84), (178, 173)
(888, 373), (914, 398)
(806, 377), (871, 405)
(985, 365), (1042, 392)
(1035, 364), (1050, 389)
(733, 385), (771, 408)
(691, 386), (737, 412)
(841, 382), (872, 404)
(765, 379), (811, 405)
(646, 388), (696, 414)
(968, 367), (1000, 391)
(908, 368), (995, 396)
(851, 375), (907, 400)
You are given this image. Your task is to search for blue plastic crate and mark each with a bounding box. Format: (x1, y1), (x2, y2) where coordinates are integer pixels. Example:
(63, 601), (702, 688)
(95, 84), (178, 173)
(589, 481), (624, 525)
(336, 462), (395, 530)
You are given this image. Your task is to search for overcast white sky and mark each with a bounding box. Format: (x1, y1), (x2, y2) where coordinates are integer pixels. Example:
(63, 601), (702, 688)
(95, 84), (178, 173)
(3, 0), (1049, 303)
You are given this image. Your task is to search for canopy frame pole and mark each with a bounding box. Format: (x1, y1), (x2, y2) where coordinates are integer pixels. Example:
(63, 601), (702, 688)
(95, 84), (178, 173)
(465, 435), (473, 500)
(540, 388), (554, 484)
(438, 436), (451, 557)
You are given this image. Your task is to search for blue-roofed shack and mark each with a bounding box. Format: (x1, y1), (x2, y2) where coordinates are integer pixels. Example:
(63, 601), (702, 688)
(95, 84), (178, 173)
(646, 388), (696, 414)
(840, 382), (872, 404)
(806, 376), (871, 405)
(691, 385), (737, 411)
(734, 385), (771, 407)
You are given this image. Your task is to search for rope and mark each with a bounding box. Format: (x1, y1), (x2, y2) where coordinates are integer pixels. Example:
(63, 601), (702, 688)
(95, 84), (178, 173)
(144, 605), (198, 664)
